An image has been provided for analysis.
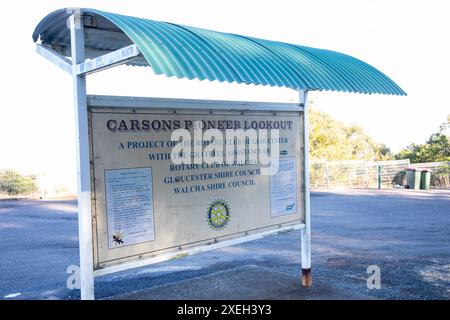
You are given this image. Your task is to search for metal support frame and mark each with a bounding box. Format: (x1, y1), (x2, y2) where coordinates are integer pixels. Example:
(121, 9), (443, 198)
(76, 44), (140, 76)
(38, 13), (313, 299)
(36, 43), (140, 77)
(299, 90), (312, 288)
(36, 44), (72, 74)
(87, 95), (304, 112)
(70, 13), (95, 300)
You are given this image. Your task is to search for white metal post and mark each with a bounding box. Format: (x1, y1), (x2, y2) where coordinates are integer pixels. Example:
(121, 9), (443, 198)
(299, 90), (312, 287)
(70, 13), (95, 300)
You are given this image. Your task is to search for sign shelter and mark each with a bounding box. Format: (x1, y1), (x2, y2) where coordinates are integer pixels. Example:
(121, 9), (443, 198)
(33, 8), (406, 300)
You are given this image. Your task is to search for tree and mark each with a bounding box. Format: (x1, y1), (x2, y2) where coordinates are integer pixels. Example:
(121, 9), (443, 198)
(309, 108), (390, 161)
(0, 170), (39, 196)
(395, 133), (450, 163)
(439, 114), (450, 133)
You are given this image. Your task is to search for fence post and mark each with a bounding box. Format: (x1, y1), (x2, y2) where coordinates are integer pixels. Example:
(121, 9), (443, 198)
(377, 165), (382, 190)
(324, 159), (330, 190)
(365, 161), (369, 189)
(38, 172), (46, 200)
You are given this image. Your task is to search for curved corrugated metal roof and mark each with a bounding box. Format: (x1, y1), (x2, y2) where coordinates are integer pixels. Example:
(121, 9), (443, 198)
(33, 8), (406, 95)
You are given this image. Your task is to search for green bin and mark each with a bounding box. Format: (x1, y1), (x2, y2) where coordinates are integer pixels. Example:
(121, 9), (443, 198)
(406, 169), (421, 190)
(420, 170), (431, 190)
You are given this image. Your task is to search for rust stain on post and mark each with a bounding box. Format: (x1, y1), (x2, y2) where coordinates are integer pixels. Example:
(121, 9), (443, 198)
(302, 268), (312, 287)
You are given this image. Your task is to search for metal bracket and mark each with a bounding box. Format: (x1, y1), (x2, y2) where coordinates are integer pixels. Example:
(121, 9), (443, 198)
(36, 44), (72, 74)
(76, 44), (141, 75)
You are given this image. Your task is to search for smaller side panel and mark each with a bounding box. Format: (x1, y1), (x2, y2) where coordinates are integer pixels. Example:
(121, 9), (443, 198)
(104, 167), (155, 248)
(270, 157), (298, 217)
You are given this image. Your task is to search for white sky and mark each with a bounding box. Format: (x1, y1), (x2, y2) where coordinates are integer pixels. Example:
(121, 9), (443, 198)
(0, 0), (449, 190)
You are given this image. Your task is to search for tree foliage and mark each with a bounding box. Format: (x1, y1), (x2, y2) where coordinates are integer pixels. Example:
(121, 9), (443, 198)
(309, 108), (391, 161)
(395, 133), (450, 163)
(0, 170), (39, 196)
(439, 114), (450, 133)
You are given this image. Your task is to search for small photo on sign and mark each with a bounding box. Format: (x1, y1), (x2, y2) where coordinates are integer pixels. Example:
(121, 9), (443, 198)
(105, 167), (155, 249)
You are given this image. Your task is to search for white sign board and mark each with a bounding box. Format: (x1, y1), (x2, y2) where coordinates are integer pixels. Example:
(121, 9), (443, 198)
(88, 99), (304, 270)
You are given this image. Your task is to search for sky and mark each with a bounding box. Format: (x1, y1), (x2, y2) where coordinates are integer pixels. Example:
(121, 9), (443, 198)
(0, 0), (449, 191)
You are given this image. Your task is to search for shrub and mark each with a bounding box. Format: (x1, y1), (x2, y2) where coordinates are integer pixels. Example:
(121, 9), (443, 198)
(431, 165), (450, 189)
(392, 170), (407, 186)
(0, 170), (39, 196)
(392, 166), (450, 189)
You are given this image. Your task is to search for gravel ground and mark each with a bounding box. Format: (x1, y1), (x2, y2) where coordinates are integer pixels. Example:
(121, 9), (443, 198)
(0, 189), (449, 300)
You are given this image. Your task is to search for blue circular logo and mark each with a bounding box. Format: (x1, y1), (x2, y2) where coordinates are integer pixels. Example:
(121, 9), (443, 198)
(206, 199), (231, 231)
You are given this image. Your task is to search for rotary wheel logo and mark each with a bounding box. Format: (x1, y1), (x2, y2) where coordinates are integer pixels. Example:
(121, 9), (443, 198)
(206, 199), (231, 231)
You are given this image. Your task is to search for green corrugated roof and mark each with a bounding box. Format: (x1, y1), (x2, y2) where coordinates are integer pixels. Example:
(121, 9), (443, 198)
(33, 8), (406, 95)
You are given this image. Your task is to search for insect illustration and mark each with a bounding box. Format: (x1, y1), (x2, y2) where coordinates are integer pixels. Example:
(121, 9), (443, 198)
(112, 231), (124, 245)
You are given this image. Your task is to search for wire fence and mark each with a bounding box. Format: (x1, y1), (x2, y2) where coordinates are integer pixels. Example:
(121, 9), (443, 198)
(413, 161), (450, 189)
(310, 159), (411, 190)
(310, 159), (450, 190)
(1, 159), (449, 199)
